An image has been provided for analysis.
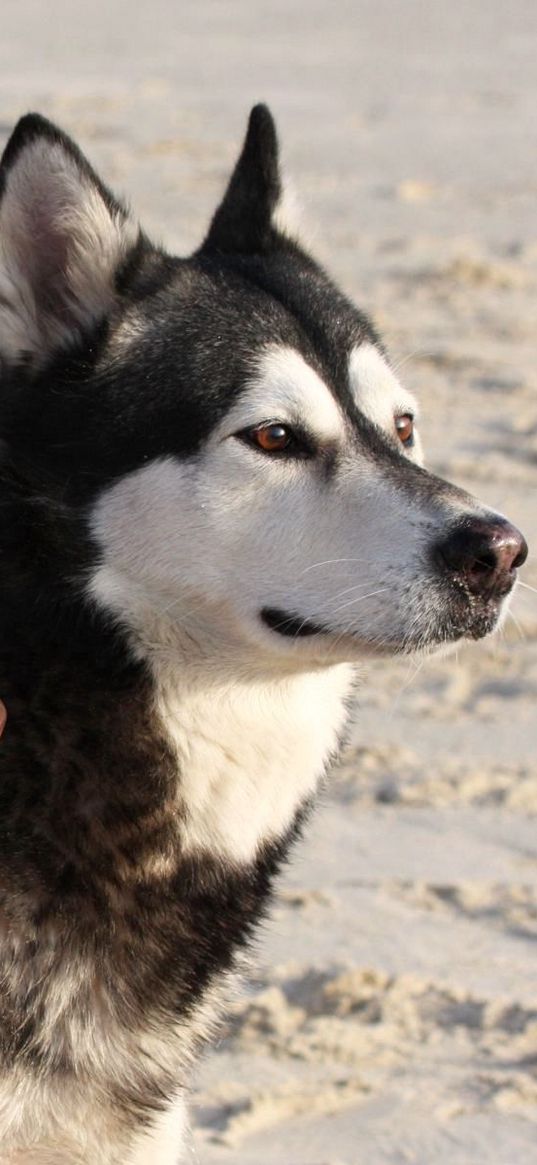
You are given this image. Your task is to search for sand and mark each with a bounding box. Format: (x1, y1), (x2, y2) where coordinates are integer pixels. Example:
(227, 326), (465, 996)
(2, 3), (536, 1162)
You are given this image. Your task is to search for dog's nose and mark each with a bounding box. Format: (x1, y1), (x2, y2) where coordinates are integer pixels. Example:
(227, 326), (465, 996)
(436, 518), (528, 597)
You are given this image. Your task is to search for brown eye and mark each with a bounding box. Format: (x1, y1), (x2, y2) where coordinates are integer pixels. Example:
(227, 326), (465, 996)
(395, 413), (414, 447)
(247, 423), (296, 454)
(239, 421), (312, 458)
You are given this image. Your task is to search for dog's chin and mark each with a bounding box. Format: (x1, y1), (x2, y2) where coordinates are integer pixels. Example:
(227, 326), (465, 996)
(418, 593), (509, 650)
(373, 598), (507, 657)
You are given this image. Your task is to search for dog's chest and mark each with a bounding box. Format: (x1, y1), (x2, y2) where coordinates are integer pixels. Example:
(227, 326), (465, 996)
(154, 662), (353, 864)
(0, 657), (353, 1155)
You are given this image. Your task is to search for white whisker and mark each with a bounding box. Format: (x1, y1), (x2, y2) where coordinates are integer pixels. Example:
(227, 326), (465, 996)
(506, 609), (526, 641)
(390, 349), (431, 376)
(300, 558), (369, 575)
(328, 587), (388, 617)
(517, 580), (537, 598)
(324, 580), (382, 604)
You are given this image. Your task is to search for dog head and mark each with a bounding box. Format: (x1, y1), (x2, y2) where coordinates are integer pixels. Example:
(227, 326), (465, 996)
(0, 107), (527, 668)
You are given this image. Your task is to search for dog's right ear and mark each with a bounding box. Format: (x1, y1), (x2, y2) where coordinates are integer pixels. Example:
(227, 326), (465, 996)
(0, 114), (139, 367)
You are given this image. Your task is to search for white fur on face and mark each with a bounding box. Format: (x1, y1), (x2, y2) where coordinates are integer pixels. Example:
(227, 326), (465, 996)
(219, 344), (346, 441)
(348, 342), (423, 464)
(88, 341), (481, 665)
(88, 340), (496, 863)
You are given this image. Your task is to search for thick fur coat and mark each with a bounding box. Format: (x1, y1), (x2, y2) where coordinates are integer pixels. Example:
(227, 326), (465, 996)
(0, 106), (526, 1162)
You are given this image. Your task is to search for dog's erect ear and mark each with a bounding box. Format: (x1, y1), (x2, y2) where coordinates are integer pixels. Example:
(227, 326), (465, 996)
(200, 104), (286, 256)
(0, 114), (139, 366)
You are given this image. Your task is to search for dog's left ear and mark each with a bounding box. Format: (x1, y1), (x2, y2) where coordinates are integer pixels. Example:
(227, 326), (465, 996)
(200, 104), (288, 256)
(0, 114), (139, 367)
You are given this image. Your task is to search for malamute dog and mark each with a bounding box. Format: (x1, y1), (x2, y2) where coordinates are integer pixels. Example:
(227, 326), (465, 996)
(0, 105), (527, 1162)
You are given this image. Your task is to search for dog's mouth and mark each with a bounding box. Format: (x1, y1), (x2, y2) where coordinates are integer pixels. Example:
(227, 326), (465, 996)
(261, 608), (333, 638)
(261, 588), (510, 653)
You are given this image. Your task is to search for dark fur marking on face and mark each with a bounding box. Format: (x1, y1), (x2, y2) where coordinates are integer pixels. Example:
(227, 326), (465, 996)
(261, 607), (331, 638)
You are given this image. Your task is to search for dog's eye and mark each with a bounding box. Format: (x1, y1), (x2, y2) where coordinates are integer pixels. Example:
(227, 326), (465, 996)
(395, 413), (414, 447)
(241, 422), (306, 456)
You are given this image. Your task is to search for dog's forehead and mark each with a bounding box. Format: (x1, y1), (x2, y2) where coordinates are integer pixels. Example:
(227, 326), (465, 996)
(137, 261), (309, 359)
(159, 256), (377, 388)
(210, 250), (379, 372)
(108, 257), (406, 455)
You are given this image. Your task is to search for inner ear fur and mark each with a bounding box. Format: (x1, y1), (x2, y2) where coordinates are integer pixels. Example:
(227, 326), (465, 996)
(0, 113), (139, 366)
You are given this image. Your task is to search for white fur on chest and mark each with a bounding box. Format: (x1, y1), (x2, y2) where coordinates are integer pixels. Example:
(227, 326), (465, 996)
(154, 662), (353, 864)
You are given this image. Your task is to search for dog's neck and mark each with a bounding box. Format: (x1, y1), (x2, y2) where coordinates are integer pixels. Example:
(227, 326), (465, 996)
(151, 652), (354, 865)
(79, 570), (356, 865)
(0, 589), (354, 1106)
(2, 587), (354, 875)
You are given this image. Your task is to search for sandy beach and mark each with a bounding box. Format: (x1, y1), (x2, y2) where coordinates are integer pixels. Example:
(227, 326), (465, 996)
(2, 3), (536, 1162)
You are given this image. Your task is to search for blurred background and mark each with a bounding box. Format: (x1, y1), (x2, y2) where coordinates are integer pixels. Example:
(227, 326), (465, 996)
(2, 3), (536, 1162)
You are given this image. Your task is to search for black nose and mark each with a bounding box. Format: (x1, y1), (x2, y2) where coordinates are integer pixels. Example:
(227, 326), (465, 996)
(436, 517), (528, 598)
